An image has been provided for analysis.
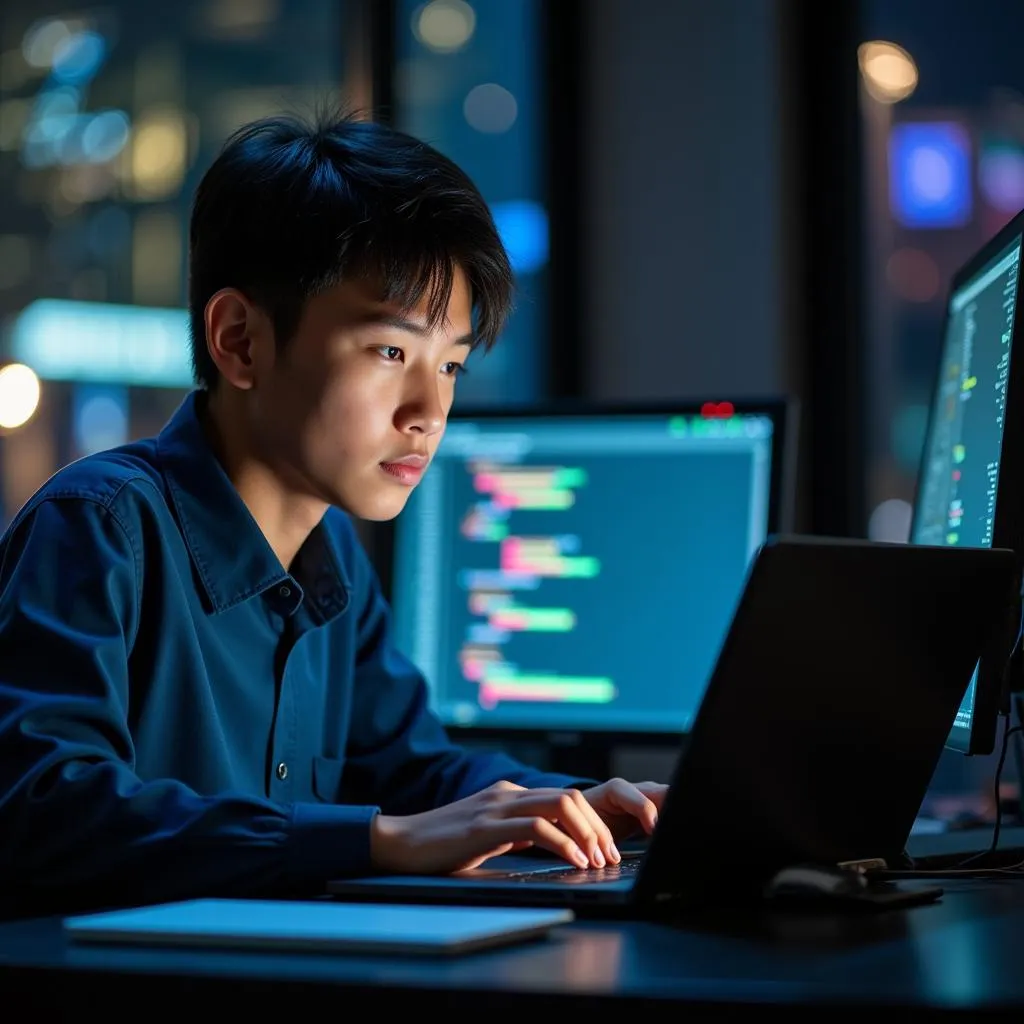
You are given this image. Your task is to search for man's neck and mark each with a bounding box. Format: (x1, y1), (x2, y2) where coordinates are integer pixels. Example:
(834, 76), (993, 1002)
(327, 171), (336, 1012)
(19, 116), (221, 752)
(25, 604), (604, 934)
(198, 390), (326, 571)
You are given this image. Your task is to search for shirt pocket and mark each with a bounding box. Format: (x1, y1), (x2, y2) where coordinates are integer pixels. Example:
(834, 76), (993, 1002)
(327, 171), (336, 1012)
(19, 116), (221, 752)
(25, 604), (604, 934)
(312, 755), (345, 803)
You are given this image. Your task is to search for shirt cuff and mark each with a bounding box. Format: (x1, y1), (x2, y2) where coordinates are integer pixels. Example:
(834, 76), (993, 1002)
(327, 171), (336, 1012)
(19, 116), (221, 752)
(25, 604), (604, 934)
(286, 802), (381, 886)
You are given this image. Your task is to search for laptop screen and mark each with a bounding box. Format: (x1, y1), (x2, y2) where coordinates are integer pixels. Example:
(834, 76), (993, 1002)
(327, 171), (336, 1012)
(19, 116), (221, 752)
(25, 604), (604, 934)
(388, 403), (791, 737)
(910, 234), (1022, 749)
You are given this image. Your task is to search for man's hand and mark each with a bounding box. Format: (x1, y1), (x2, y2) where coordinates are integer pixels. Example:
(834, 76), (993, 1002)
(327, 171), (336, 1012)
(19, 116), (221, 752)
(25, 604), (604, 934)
(369, 778), (668, 875)
(580, 778), (666, 840)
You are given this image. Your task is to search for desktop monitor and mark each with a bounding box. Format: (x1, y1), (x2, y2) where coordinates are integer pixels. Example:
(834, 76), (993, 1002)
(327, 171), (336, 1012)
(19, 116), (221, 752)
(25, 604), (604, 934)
(910, 217), (1024, 755)
(381, 400), (795, 756)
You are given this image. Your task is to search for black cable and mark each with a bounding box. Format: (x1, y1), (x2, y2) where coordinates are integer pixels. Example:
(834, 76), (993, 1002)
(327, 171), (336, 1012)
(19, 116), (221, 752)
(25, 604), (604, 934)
(950, 601), (1024, 868)
(875, 720), (1024, 880)
(1014, 694), (1024, 823)
(952, 716), (1021, 868)
(871, 612), (1024, 883)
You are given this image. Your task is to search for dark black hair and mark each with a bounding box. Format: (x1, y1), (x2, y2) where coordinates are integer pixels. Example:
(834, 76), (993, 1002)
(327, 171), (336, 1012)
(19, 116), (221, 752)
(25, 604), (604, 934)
(187, 106), (514, 390)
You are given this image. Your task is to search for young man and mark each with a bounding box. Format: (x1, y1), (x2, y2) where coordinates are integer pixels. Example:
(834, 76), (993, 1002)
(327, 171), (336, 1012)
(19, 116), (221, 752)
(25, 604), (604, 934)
(0, 111), (666, 915)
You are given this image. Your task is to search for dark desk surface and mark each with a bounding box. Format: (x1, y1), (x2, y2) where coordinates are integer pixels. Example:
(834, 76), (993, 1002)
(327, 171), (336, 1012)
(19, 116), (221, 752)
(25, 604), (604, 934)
(4, 878), (1024, 1016)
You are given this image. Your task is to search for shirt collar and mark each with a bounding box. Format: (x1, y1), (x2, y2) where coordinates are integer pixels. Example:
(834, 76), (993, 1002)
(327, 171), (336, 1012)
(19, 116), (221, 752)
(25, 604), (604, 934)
(156, 390), (350, 619)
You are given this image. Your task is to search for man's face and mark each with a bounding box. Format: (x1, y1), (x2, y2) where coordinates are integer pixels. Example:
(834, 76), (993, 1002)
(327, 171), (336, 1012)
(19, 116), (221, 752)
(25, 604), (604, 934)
(250, 268), (474, 520)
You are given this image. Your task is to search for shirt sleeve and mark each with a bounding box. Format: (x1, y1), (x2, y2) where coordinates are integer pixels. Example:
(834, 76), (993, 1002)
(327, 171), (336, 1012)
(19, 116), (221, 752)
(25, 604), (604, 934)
(339, 531), (597, 815)
(0, 496), (378, 914)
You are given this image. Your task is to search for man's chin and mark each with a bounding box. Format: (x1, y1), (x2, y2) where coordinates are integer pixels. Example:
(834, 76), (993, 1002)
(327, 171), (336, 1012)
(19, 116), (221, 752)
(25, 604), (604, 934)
(337, 488), (412, 522)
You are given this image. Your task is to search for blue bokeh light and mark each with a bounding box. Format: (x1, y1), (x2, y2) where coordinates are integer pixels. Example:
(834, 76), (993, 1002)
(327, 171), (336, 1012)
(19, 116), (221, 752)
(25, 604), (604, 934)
(490, 199), (549, 275)
(889, 121), (972, 229)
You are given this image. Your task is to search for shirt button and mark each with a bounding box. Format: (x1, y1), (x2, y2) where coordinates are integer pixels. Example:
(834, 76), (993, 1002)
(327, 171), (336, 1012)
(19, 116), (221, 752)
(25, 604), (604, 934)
(278, 585), (291, 598)
(275, 761), (289, 781)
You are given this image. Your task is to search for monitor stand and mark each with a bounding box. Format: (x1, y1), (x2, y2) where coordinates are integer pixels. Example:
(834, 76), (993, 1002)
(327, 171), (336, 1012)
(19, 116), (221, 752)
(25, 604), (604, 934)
(452, 730), (614, 784)
(545, 732), (614, 783)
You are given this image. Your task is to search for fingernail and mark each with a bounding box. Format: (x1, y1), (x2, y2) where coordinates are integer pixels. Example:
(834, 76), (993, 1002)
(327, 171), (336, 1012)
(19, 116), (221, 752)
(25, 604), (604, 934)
(593, 847), (605, 867)
(610, 844), (621, 863)
(573, 847), (589, 868)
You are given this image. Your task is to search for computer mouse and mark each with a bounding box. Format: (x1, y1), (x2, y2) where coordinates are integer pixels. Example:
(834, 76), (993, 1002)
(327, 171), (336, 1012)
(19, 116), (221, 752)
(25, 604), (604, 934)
(764, 863), (870, 900)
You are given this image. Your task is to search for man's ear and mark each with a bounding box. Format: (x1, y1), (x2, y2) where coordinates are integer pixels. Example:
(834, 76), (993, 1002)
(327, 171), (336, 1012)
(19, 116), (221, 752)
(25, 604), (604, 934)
(204, 288), (273, 390)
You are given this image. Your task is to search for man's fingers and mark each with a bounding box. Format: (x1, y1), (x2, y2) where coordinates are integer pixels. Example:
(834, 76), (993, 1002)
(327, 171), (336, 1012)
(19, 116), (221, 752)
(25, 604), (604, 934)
(490, 789), (607, 866)
(489, 780), (527, 794)
(485, 783), (658, 862)
(520, 790), (609, 867)
(566, 787), (619, 864)
(493, 816), (591, 868)
(608, 780), (660, 832)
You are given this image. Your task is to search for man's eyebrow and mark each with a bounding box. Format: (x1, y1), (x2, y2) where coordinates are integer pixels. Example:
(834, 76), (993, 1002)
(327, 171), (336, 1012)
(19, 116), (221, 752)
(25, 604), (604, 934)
(368, 313), (475, 346)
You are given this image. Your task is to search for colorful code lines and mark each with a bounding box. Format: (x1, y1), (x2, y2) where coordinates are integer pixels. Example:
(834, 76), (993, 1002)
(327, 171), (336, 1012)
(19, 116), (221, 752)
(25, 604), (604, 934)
(478, 676), (617, 708)
(489, 606), (576, 632)
(455, 458), (614, 710)
(500, 536), (599, 578)
(466, 591), (576, 631)
(473, 465), (586, 511)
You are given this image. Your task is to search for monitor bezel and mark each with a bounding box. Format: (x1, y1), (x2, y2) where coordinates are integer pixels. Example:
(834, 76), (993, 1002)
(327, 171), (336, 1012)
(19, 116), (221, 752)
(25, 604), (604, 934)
(909, 209), (1024, 755)
(369, 395), (798, 756)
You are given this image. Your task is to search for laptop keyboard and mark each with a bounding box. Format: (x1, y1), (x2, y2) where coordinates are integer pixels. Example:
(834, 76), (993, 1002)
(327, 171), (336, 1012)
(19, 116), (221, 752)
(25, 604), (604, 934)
(500, 858), (642, 885)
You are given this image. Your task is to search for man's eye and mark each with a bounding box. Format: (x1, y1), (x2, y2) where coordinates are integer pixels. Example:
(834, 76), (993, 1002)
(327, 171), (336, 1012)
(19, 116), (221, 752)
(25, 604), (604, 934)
(442, 362), (468, 377)
(378, 346), (403, 362)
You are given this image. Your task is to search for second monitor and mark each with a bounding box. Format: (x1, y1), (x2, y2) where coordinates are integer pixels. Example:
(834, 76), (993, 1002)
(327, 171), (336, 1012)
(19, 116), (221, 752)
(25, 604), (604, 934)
(384, 400), (795, 742)
(909, 220), (1024, 754)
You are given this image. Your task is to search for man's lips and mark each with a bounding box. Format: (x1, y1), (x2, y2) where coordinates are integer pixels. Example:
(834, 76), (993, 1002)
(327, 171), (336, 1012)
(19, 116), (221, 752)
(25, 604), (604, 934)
(379, 453), (428, 485)
(381, 454), (428, 468)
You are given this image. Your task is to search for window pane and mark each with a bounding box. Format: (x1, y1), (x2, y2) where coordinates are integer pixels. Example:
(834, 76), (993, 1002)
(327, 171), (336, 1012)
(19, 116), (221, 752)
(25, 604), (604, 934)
(394, 0), (547, 405)
(860, 1), (1024, 541)
(858, 0), (1024, 827)
(0, 1), (343, 523)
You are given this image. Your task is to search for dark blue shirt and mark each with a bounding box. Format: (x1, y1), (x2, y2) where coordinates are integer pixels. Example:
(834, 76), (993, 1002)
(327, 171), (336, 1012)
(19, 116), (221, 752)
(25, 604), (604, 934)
(0, 391), (584, 913)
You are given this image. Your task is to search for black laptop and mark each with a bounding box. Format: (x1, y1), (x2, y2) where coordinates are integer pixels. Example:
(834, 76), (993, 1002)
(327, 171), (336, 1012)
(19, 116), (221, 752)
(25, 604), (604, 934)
(329, 536), (1019, 914)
